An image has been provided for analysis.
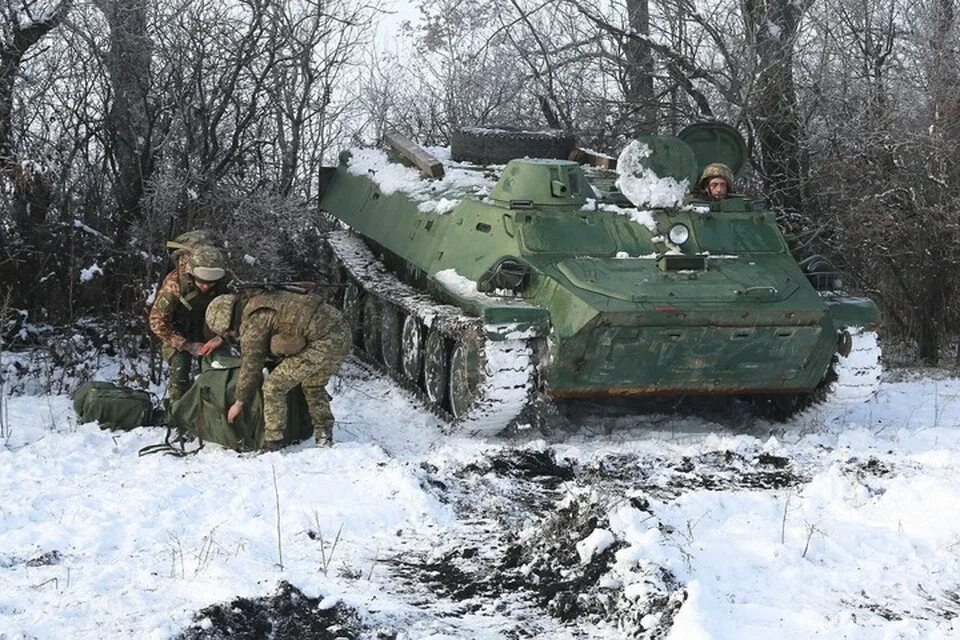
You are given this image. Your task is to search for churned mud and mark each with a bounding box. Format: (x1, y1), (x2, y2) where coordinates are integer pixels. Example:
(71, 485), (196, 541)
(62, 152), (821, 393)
(382, 445), (804, 637)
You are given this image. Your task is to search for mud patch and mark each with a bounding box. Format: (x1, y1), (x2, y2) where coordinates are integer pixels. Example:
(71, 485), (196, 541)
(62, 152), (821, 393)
(845, 456), (894, 478)
(462, 449), (575, 487)
(444, 448), (576, 525)
(497, 495), (686, 637)
(0, 549), (63, 569)
(842, 456), (895, 497)
(667, 450), (805, 491)
(175, 581), (393, 640)
(391, 493), (686, 638)
(499, 497), (628, 622)
(583, 449), (805, 500)
(394, 446), (808, 637)
(928, 588), (960, 620)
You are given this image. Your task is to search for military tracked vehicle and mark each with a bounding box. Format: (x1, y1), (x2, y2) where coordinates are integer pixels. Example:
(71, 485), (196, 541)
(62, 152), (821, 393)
(317, 125), (881, 434)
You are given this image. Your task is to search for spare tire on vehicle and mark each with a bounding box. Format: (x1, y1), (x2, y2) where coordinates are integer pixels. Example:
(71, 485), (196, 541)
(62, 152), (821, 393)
(451, 126), (577, 164)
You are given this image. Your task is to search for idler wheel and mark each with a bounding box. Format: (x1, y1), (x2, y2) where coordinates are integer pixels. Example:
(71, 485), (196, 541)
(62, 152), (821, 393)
(449, 336), (482, 419)
(424, 330), (450, 408)
(343, 281), (363, 346)
(362, 295), (382, 360)
(381, 303), (402, 372)
(401, 316), (423, 383)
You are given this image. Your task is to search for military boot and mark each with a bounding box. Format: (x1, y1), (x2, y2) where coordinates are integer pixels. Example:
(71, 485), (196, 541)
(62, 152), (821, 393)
(260, 440), (283, 453)
(315, 424), (333, 447)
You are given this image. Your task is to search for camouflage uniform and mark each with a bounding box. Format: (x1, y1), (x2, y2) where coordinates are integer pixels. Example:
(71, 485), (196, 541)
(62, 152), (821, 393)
(148, 257), (229, 402)
(232, 292), (350, 445)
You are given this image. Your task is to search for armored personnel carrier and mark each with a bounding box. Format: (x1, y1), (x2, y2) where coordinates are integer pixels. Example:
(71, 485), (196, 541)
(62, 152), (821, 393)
(317, 124), (881, 434)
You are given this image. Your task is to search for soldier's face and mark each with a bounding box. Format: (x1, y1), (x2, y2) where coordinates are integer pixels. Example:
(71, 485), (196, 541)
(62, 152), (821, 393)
(194, 279), (216, 292)
(707, 177), (728, 199)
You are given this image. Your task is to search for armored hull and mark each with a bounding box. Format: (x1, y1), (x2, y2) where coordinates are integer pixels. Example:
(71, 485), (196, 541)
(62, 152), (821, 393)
(318, 126), (880, 432)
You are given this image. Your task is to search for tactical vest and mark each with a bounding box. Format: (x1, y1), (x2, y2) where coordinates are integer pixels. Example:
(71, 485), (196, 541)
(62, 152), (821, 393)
(172, 275), (227, 340)
(242, 291), (343, 355)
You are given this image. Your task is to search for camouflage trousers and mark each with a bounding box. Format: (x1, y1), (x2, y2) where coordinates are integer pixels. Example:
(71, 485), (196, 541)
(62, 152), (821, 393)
(164, 349), (195, 405)
(262, 326), (351, 444)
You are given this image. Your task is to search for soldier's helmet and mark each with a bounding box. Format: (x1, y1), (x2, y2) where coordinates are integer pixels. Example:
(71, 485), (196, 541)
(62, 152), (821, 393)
(188, 246), (226, 283)
(166, 229), (221, 262)
(698, 162), (734, 190)
(206, 294), (237, 335)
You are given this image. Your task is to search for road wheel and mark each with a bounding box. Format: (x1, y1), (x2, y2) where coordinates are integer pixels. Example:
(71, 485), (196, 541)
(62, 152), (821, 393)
(381, 303), (402, 372)
(449, 336), (483, 419)
(362, 295), (381, 360)
(401, 315), (423, 384)
(343, 280), (363, 347)
(424, 330), (450, 408)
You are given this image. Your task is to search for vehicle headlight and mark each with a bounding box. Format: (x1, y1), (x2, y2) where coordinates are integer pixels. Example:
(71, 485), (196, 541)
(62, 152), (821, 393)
(668, 224), (690, 245)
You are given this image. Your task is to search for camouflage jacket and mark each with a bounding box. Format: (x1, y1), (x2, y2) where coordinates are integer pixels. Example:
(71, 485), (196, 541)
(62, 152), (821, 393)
(148, 263), (230, 351)
(235, 292), (344, 404)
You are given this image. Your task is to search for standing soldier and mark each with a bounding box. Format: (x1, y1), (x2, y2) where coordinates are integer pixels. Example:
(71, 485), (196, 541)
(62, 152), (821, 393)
(149, 240), (230, 406)
(204, 290), (350, 451)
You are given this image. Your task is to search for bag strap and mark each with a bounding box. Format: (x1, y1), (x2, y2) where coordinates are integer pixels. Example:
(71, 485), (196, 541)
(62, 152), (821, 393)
(138, 424), (205, 457)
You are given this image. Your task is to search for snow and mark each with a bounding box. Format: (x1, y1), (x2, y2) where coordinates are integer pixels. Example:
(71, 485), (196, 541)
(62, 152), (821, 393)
(79, 263), (103, 282)
(616, 141), (689, 209)
(417, 197), (459, 214)
(344, 146), (496, 205)
(576, 528), (616, 564)
(434, 267), (478, 296)
(3, 347), (960, 637)
(72, 220), (112, 242)
(583, 197), (660, 232)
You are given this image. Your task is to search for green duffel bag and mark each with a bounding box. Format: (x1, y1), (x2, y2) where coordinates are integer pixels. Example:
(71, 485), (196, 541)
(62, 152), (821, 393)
(73, 381), (160, 430)
(166, 351), (313, 452)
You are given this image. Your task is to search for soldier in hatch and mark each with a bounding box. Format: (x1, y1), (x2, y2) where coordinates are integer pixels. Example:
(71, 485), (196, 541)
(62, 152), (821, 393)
(204, 290), (350, 451)
(149, 240), (231, 405)
(695, 162), (735, 201)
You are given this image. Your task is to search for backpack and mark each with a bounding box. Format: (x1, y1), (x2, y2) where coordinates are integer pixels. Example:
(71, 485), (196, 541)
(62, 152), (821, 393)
(73, 381), (160, 430)
(165, 351), (313, 452)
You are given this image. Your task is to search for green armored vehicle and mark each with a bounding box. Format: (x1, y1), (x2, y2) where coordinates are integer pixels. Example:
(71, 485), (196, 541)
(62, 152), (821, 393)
(318, 124), (880, 434)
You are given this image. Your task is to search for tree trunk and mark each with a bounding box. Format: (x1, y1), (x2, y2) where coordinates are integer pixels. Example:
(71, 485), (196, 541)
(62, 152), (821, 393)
(92, 0), (154, 241)
(929, 0), (960, 192)
(625, 0), (657, 135)
(742, 0), (806, 214)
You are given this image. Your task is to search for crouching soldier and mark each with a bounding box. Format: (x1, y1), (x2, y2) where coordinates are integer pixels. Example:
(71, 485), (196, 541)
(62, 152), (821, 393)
(149, 242), (231, 405)
(204, 290), (350, 451)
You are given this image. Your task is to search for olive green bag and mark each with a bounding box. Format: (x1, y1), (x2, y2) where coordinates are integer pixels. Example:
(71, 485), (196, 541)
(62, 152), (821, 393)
(73, 381), (160, 430)
(166, 352), (313, 452)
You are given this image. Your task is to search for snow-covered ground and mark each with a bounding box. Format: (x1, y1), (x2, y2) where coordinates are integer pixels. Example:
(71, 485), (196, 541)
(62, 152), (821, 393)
(2, 356), (960, 639)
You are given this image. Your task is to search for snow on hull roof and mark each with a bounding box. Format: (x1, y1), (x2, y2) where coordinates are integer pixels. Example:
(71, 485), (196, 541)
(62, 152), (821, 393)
(345, 145), (498, 209)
